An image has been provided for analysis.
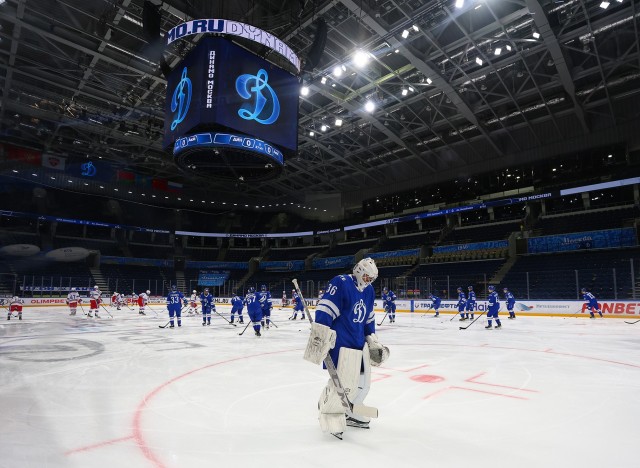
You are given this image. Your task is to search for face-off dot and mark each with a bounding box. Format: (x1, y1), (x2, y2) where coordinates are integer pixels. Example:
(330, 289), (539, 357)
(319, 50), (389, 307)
(410, 374), (445, 383)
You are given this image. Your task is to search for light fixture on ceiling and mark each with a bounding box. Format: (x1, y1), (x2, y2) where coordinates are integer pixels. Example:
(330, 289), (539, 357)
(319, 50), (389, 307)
(335, 118), (343, 126)
(401, 30), (409, 39)
(455, 0), (464, 8)
(600, 1), (610, 8)
(475, 57), (483, 66)
(320, 76), (327, 84)
(401, 88), (408, 96)
(321, 125), (327, 132)
(332, 66), (343, 77)
(494, 48), (502, 56)
(353, 50), (370, 68)
(532, 31), (540, 39)
(300, 86), (309, 96)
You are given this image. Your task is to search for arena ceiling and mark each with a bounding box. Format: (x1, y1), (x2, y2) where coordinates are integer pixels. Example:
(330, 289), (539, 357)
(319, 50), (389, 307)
(1, 0), (640, 210)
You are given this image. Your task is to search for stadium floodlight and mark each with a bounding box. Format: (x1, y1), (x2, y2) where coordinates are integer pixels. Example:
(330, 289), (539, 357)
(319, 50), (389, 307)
(333, 66), (343, 77)
(300, 86), (309, 96)
(426, 77), (433, 85)
(494, 48), (502, 56)
(335, 118), (343, 126)
(455, 0), (464, 8)
(600, 1), (610, 8)
(321, 125), (328, 132)
(532, 31), (540, 39)
(320, 76), (327, 84)
(354, 50), (370, 68)
(364, 100), (375, 113)
(401, 88), (408, 96)
(401, 30), (409, 39)
(475, 57), (483, 66)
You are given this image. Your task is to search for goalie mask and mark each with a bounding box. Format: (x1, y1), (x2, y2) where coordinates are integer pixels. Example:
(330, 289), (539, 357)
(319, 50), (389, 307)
(353, 257), (378, 292)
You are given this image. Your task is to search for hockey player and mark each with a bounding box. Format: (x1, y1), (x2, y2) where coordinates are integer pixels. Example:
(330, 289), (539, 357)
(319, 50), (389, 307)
(66, 287), (81, 316)
(88, 286), (102, 318)
(200, 288), (214, 326)
(291, 290), (305, 320)
(382, 287), (397, 323)
(259, 284), (273, 329)
(465, 286), (476, 320)
(137, 290), (150, 315)
(581, 288), (603, 318)
(429, 293), (441, 317)
(187, 290), (199, 315)
(111, 291), (117, 308)
(304, 257), (390, 440)
(503, 287), (516, 319)
(245, 286), (263, 336)
(8, 295), (24, 320)
(485, 285), (501, 329)
(230, 292), (244, 324)
(456, 287), (467, 321)
(281, 290), (287, 308)
(166, 285), (185, 328)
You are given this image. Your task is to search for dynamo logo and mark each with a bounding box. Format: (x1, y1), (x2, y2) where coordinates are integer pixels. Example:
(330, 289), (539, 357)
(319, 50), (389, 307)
(235, 69), (280, 125)
(81, 162), (96, 177)
(171, 67), (192, 130)
(352, 299), (367, 323)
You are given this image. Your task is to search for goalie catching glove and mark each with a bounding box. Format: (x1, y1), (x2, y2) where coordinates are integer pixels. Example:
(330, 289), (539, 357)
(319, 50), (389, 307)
(304, 322), (337, 365)
(366, 334), (389, 367)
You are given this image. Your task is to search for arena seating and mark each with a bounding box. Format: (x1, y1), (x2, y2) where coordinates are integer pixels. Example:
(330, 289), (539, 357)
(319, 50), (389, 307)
(266, 245), (328, 261)
(378, 232), (429, 251)
(224, 248), (261, 262)
(322, 239), (377, 257)
(184, 247), (220, 261)
(501, 248), (640, 300)
(410, 259), (506, 298)
(446, 220), (521, 244)
(536, 205), (639, 236)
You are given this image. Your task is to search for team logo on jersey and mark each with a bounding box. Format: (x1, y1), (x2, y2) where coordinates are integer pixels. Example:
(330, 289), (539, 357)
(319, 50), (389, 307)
(81, 161), (96, 177)
(235, 69), (280, 125)
(171, 67), (192, 131)
(352, 299), (366, 323)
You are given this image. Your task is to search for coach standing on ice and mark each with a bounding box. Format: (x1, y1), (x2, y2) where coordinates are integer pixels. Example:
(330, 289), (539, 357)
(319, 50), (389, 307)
(303, 257), (390, 440)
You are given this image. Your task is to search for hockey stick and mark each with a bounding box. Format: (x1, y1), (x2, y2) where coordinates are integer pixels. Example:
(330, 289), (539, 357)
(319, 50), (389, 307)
(213, 309), (237, 326)
(1, 304), (18, 318)
(158, 320), (172, 329)
(421, 306), (433, 317)
(377, 311), (388, 326)
(459, 311), (486, 330)
(265, 317), (278, 328)
(292, 278), (378, 420)
(624, 318), (640, 324)
(238, 320), (252, 335)
(146, 304), (159, 318)
(78, 302), (88, 316)
(100, 304), (114, 318)
(449, 311), (460, 322)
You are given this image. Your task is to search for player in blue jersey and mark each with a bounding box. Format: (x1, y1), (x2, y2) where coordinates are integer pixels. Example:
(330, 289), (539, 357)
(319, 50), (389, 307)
(429, 293), (441, 317)
(166, 285), (185, 328)
(259, 284), (273, 329)
(200, 288), (214, 326)
(245, 286), (263, 336)
(465, 285), (476, 320)
(456, 287), (467, 321)
(382, 287), (397, 323)
(503, 287), (516, 319)
(230, 292), (244, 324)
(581, 288), (603, 318)
(303, 258), (390, 440)
(291, 289), (305, 320)
(485, 285), (501, 329)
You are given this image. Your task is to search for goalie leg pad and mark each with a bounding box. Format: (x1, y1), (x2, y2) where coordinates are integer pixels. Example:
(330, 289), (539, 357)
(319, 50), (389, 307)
(318, 347), (363, 433)
(346, 343), (372, 423)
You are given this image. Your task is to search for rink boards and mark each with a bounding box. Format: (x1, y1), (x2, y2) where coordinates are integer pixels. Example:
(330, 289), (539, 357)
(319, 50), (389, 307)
(3, 296), (640, 318)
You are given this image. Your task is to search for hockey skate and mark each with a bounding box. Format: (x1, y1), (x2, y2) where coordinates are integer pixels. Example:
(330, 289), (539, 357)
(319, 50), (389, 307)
(346, 416), (370, 429)
(6, 315), (9, 321)
(485, 324), (493, 329)
(255, 330), (261, 337)
(331, 432), (343, 440)
(87, 312), (93, 318)
(459, 317), (466, 321)
(18, 314), (22, 320)
(94, 313), (100, 318)
(169, 324), (175, 328)
(139, 311), (145, 315)
(495, 324), (502, 329)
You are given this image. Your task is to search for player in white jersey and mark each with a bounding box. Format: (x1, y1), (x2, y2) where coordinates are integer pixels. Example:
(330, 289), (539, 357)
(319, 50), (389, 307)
(66, 287), (82, 316)
(188, 290), (199, 315)
(8, 295), (24, 320)
(88, 286), (102, 318)
(137, 290), (150, 315)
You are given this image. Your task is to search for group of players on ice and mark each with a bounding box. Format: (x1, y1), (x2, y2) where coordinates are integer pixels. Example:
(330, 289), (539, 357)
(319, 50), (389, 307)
(5, 258), (605, 440)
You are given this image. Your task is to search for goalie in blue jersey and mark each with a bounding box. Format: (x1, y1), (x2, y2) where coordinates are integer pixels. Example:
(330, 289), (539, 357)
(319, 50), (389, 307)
(303, 257), (390, 440)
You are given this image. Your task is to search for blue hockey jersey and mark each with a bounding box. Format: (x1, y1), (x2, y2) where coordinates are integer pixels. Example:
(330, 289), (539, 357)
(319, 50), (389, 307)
(431, 295), (442, 308)
(259, 290), (272, 310)
(315, 274), (375, 366)
(166, 290), (184, 309)
(488, 291), (500, 312)
(583, 291), (598, 306)
(200, 293), (214, 310)
(504, 291), (515, 306)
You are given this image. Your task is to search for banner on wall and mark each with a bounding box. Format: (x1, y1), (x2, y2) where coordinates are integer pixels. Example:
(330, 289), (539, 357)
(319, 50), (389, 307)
(259, 260), (304, 271)
(186, 260), (248, 270)
(101, 256), (174, 268)
(312, 255), (354, 270)
(527, 228), (636, 254)
(197, 270), (229, 286)
(433, 240), (508, 255)
(368, 249), (420, 259)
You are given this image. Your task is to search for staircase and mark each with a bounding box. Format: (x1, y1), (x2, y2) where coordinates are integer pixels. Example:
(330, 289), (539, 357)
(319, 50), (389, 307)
(489, 255), (518, 284)
(176, 271), (187, 293)
(89, 267), (110, 292)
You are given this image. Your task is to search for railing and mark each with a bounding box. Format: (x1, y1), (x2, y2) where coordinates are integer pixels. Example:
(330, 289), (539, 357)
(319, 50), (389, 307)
(9, 260), (639, 302)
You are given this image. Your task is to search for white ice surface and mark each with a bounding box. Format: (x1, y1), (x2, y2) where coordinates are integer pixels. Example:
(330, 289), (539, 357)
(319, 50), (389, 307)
(1, 305), (639, 468)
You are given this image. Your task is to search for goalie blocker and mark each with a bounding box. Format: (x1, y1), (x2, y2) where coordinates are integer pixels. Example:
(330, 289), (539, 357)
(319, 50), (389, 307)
(302, 257), (390, 438)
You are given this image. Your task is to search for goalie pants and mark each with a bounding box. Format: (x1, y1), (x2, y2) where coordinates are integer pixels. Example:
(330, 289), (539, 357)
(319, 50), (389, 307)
(318, 343), (371, 434)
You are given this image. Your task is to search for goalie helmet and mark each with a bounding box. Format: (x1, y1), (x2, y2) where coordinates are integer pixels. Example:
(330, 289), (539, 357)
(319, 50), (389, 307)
(353, 257), (378, 292)
(488, 285), (495, 292)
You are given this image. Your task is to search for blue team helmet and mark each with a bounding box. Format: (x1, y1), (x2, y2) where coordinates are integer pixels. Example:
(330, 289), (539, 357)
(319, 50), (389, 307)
(581, 287), (587, 293)
(261, 284), (267, 291)
(457, 287), (462, 292)
(248, 286), (255, 293)
(382, 287), (388, 293)
(171, 285), (177, 291)
(468, 285), (473, 290)
(204, 288), (209, 294)
(428, 293), (434, 299)
(503, 287), (509, 292)
(488, 285), (495, 292)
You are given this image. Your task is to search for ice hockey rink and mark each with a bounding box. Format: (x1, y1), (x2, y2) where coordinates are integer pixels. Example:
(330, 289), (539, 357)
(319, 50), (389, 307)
(1, 305), (639, 468)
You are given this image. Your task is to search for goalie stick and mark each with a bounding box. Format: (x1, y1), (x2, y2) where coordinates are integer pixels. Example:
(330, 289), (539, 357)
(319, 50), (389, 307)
(459, 311), (486, 330)
(292, 278), (378, 420)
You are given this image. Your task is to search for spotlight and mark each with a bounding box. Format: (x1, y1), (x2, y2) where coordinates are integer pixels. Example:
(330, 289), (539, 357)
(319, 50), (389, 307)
(401, 88), (408, 96)
(335, 118), (343, 127)
(353, 50), (370, 68)
(364, 100), (375, 113)
(321, 125), (327, 132)
(532, 32), (540, 39)
(321, 76), (327, 84)
(475, 57), (483, 66)
(600, 1), (610, 8)
(426, 77), (433, 85)
(300, 86), (309, 96)
(332, 66), (343, 77)
(401, 30), (409, 38)
(412, 25), (419, 32)
(309, 131), (315, 136)
(494, 48), (502, 56)
(455, 0), (464, 8)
